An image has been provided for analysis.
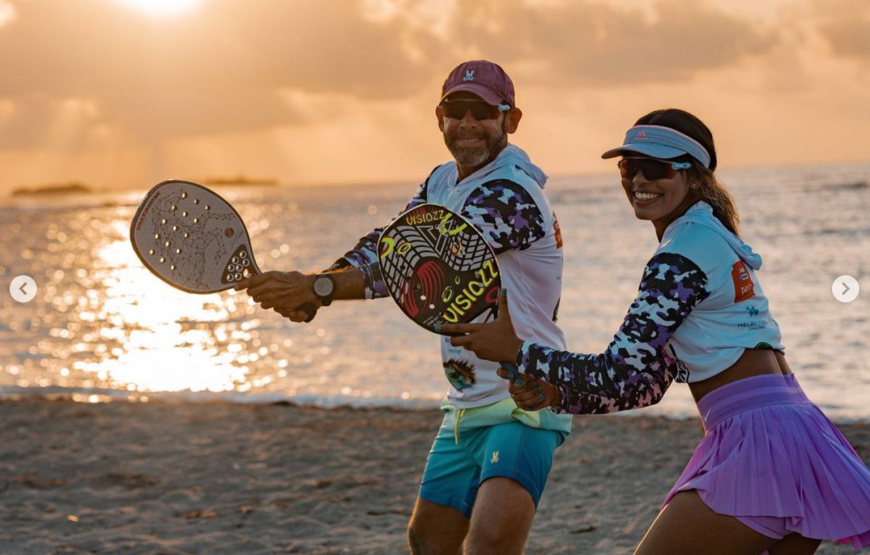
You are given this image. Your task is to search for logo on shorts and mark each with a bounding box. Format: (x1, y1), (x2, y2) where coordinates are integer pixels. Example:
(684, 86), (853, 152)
(490, 451), (500, 464)
(731, 260), (755, 303)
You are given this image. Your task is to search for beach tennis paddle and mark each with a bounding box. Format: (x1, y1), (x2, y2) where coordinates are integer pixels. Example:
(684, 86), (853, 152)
(130, 180), (316, 319)
(377, 203), (518, 375)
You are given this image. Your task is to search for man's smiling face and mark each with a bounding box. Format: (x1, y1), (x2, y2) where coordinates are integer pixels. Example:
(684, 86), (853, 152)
(437, 92), (509, 170)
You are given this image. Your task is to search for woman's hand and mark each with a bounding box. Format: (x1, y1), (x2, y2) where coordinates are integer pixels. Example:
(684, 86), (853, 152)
(440, 290), (523, 363)
(496, 368), (562, 411)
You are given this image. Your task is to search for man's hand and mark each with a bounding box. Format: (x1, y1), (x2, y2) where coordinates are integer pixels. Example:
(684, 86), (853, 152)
(234, 271), (321, 322)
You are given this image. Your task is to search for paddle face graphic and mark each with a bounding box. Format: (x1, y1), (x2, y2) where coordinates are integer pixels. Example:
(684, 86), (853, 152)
(130, 180), (260, 293)
(378, 203), (501, 335)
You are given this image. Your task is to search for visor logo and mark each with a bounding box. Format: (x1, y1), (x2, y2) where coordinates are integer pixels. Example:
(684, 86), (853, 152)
(634, 130), (647, 140)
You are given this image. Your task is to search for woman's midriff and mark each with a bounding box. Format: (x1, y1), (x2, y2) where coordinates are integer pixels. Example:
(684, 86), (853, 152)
(689, 349), (792, 404)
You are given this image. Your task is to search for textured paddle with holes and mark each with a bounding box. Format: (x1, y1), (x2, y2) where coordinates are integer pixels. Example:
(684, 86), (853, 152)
(378, 203), (518, 375)
(130, 180), (315, 318)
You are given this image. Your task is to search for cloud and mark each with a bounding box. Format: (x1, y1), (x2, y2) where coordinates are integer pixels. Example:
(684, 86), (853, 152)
(0, 0), (444, 144)
(813, 0), (870, 60)
(0, 0), (796, 151)
(443, 0), (776, 87)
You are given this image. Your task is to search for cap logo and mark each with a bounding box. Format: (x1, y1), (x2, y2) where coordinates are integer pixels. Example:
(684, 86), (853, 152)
(463, 69), (475, 82)
(634, 130), (647, 140)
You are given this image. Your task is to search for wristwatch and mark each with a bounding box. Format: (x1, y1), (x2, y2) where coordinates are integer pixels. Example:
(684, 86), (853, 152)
(312, 273), (336, 306)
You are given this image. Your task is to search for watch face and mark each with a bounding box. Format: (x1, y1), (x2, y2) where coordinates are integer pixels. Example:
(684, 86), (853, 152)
(313, 276), (334, 297)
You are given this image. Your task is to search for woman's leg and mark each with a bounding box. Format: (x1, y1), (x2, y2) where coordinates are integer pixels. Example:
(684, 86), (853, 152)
(768, 534), (821, 555)
(634, 491), (777, 555)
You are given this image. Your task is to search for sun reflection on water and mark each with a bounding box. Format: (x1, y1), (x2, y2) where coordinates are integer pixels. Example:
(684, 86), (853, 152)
(80, 234), (254, 392)
(0, 195), (479, 409)
(0, 210), (268, 396)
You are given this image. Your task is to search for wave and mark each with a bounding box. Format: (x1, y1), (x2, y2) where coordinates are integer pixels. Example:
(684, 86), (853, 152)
(0, 385), (442, 410)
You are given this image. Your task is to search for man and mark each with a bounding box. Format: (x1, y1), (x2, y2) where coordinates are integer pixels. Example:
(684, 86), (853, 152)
(236, 60), (571, 555)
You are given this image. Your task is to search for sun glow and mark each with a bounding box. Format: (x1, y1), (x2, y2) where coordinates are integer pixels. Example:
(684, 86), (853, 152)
(112, 0), (201, 17)
(83, 234), (253, 393)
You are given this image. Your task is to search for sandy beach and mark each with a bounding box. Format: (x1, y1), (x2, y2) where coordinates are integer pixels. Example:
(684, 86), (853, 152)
(0, 399), (867, 555)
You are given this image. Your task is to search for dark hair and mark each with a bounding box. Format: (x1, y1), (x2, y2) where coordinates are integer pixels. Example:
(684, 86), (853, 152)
(634, 109), (740, 236)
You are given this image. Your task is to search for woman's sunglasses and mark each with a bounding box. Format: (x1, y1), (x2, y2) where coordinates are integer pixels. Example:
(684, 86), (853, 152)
(440, 99), (511, 121)
(618, 157), (692, 180)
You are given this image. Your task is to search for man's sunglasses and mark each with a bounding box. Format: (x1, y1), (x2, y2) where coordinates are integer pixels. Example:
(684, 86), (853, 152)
(440, 99), (511, 121)
(617, 157), (692, 180)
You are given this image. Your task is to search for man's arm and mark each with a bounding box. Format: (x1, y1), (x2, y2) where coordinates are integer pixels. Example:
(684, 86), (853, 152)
(235, 168), (436, 321)
(234, 267), (366, 322)
(326, 174), (432, 299)
(460, 179), (548, 254)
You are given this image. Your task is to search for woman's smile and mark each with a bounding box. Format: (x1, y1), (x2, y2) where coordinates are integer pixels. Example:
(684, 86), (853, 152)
(632, 190), (664, 205)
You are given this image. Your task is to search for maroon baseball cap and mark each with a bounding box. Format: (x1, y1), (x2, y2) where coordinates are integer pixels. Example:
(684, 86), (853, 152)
(440, 60), (515, 107)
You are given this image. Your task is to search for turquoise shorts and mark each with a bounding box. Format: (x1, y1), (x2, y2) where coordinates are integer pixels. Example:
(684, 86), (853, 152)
(419, 417), (566, 518)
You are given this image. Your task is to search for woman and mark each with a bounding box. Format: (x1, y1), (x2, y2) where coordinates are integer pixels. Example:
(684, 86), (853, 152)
(441, 109), (870, 554)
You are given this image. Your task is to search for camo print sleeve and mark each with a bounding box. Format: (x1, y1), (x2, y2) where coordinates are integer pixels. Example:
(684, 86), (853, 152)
(517, 252), (710, 414)
(461, 179), (546, 254)
(327, 174), (432, 299)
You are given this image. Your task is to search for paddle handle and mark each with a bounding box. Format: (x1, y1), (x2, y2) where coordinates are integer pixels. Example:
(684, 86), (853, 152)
(248, 265), (318, 323)
(500, 361), (519, 377)
(298, 303), (318, 323)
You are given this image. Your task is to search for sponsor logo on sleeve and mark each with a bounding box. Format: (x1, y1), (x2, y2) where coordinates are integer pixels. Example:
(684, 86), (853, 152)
(553, 212), (563, 249)
(731, 260), (755, 303)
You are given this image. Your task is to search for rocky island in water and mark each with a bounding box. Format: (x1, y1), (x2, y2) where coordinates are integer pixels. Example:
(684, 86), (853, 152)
(11, 182), (94, 197)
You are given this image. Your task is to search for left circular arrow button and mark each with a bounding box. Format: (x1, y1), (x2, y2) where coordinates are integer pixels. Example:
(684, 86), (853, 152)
(10, 275), (37, 303)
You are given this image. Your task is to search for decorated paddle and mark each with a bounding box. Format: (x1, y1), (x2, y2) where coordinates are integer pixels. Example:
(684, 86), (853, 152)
(130, 180), (316, 318)
(377, 203), (518, 375)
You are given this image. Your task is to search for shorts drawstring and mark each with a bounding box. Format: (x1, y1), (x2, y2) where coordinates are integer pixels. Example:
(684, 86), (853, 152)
(454, 408), (465, 445)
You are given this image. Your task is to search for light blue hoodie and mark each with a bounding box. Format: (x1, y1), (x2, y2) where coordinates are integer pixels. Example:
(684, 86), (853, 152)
(672, 201), (762, 270)
(656, 202), (783, 383)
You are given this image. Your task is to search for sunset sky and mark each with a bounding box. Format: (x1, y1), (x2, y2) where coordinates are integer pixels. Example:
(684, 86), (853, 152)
(0, 0), (868, 192)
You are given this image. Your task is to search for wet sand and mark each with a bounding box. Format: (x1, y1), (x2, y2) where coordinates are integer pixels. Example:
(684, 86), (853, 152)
(0, 399), (867, 554)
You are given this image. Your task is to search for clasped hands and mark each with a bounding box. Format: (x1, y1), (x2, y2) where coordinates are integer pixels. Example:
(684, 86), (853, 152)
(442, 290), (561, 411)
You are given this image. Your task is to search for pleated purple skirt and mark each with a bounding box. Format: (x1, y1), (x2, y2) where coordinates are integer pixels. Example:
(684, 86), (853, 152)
(664, 374), (870, 548)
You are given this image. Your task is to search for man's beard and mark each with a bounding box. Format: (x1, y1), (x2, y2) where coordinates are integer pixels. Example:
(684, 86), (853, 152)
(443, 121), (507, 169)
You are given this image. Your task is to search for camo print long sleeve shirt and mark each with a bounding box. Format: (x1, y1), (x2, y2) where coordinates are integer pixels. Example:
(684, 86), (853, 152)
(330, 174), (546, 299)
(516, 252), (711, 414)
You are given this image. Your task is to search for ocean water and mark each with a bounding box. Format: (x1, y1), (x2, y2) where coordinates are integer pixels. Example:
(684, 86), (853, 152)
(1, 163), (868, 421)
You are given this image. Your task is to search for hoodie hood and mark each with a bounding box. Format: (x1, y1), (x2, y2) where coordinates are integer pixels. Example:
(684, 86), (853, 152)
(454, 144), (548, 189)
(666, 201), (763, 270)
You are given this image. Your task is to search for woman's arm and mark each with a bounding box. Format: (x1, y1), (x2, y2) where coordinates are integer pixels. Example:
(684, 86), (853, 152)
(519, 252), (710, 414)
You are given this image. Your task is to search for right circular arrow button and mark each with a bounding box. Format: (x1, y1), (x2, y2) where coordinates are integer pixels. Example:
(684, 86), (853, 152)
(832, 275), (860, 303)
